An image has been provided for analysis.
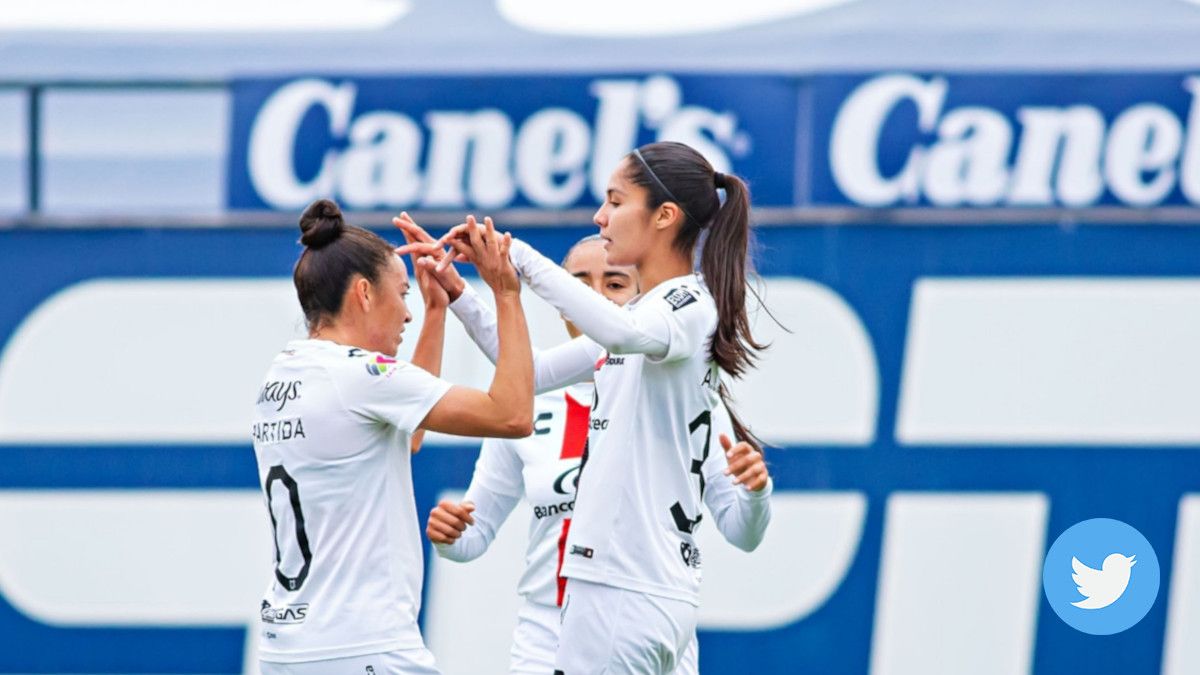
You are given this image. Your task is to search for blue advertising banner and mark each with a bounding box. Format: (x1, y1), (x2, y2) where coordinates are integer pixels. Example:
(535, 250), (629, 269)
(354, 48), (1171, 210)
(227, 74), (800, 211)
(1, 224), (1199, 674)
(809, 72), (1200, 209)
(227, 72), (1200, 214)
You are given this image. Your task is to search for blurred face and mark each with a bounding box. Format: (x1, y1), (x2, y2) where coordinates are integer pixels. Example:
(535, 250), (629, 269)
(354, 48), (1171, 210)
(364, 255), (413, 356)
(593, 160), (658, 267)
(561, 239), (638, 338)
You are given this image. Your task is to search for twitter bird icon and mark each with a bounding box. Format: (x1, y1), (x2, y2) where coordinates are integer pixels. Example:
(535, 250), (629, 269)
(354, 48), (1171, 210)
(1070, 553), (1136, 609)
(1043, 518), (1160, 635)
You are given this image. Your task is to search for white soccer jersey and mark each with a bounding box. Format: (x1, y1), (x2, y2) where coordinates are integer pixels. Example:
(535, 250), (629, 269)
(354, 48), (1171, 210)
(435, 384), (593, 606)
(251, 338), (451, 663)
(560, 274), (721, 605)
(434, 385), (771, 608)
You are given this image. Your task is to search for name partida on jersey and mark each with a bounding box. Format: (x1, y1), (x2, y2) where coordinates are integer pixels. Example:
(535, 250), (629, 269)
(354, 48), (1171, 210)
(257, 380), (301, 412)
(253, 417), (307, 444)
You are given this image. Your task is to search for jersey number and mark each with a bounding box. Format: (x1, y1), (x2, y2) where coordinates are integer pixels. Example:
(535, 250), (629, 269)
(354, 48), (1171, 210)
(670, 410), (711, 534)
(265, 465), (313, 592)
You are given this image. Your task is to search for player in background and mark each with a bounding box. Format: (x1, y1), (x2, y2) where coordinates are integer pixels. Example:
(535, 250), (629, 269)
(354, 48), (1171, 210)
(407, 140), (768, 674)
(252, 201), (533, 675)
(412, 234), (771, 674)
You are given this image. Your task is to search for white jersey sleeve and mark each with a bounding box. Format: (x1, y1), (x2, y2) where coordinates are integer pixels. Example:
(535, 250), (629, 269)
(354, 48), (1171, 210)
(448, 283), (601, 393)
(701, 404), (772, 552)
(506, 238), (681, 359)
(335, 355), (452, 434)
(435, 437), (524, 563)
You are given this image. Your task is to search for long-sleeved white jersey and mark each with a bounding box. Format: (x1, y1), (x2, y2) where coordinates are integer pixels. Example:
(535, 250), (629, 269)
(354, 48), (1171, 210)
(433, 383), (771, 608)
(446, 242), (771, 606)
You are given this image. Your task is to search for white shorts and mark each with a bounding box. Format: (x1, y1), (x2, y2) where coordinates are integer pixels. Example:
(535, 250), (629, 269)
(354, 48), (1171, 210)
(511, 600), (560, 674)
(260, 648), (439, 675)
(554, 578), (697, 675)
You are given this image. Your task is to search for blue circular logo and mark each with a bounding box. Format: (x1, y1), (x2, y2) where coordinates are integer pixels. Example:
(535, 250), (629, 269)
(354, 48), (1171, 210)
(1042, 518), (1160, 635)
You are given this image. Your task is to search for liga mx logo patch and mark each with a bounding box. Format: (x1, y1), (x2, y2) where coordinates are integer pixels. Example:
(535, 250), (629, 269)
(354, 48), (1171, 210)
(663, 287), (697, 311)
(365, 355), (397, 376)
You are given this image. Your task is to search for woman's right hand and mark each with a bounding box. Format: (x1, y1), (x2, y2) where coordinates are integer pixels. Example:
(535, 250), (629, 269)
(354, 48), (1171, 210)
(442, 216), (520, 296)
(393, 214), (468, 302)
(426, 499), (476, 545)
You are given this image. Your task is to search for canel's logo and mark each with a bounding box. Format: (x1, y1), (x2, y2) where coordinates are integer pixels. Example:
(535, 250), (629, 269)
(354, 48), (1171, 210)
(246, 75), (748, 210)
(830, 73), (1200, 208)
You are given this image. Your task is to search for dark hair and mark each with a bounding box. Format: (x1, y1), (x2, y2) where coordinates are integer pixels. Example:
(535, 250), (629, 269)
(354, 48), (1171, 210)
(293, 199), (395, 333)
(624, 141), (768, 448)
(560, 233), (607, 267)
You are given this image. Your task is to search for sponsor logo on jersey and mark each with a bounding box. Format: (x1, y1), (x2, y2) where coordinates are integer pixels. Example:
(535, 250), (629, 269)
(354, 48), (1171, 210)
(680, 542), (702, 569)
(569, 545), (594, 559)
(663, 287), (698, 311)
(347, 348), (366, 358)
(553, 464), (582, 495)
(257, 380), (302, 412)
(252, 417), (307, 444)
(604, 356), (625, 366)
(589, 417), (609, 431)
(260, 599), (309, 625)
(533, 410), (553, 436)
(534, 499), (576, 520)
(365, 354), (397, 376)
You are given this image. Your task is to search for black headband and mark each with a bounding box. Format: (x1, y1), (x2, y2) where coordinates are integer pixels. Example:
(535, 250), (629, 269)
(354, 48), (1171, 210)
(632, 148), (700, 226)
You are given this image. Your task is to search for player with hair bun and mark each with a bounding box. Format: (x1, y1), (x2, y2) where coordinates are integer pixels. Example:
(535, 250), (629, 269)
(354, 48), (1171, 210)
(251, 200), (534, 674)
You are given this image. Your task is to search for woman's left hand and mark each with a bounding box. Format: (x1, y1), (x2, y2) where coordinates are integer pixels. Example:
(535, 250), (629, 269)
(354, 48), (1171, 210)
(721, 433), (770, 492)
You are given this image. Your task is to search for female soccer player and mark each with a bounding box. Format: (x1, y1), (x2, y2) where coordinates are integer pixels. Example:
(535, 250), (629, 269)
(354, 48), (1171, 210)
(431, 141), (767, 674)
(411, 233), (771, 674)
(251, 200), (533, 675)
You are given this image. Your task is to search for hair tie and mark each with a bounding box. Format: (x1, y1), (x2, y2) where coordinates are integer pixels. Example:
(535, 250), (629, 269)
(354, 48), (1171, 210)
(713, 172), (727, 189)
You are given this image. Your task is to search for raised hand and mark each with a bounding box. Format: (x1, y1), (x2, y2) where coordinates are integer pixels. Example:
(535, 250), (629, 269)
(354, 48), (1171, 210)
(721, 433), (770, 492)
(393, 212), (467, 302)
(439, 215), (519, 295)
(426, 499), (477, 545)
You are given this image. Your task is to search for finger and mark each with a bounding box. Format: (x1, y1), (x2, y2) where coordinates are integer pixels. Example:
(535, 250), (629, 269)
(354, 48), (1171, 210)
(427, 520), (462, 542)
(443, 501), (476, 526)
(466, 214), (485, 254)
(484, 216), (498, 250)
(435, 247), (459, 273)
(745, 466), (770, 491)
(395, 242), (438, 257)
(727, 455), (762, 482)
(501, 232), (513, 258)
(430, 508), (468, 531)
(719, 433), (734, 453)
(436, 223), (469, 247)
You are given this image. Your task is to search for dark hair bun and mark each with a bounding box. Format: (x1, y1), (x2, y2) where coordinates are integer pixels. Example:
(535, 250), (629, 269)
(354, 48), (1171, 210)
(299, 199), (345, 250)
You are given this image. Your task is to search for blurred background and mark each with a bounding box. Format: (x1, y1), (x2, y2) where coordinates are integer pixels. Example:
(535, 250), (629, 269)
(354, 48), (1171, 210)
(1, 0), (1199, 673)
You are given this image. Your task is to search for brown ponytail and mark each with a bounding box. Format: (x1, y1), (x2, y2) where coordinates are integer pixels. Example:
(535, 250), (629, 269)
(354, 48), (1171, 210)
(624, 142), (768, 449)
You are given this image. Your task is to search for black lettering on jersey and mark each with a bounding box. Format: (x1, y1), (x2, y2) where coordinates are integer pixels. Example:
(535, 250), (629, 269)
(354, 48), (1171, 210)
(258, 380), (302, 412)
(533, 499), (576, 519)
(680, 542), (702, 569)
(252, 417), (306, 444)
(347, 348), (366, 358)
(260, 599), (309, 624)
(569, 545), (594, 559)
(701, 367), (719, 392)
(604, 356), (625, 366)
(533, 411), (553, 435)
(553, 464), (582, 495)
(663, 287), (698, 311)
